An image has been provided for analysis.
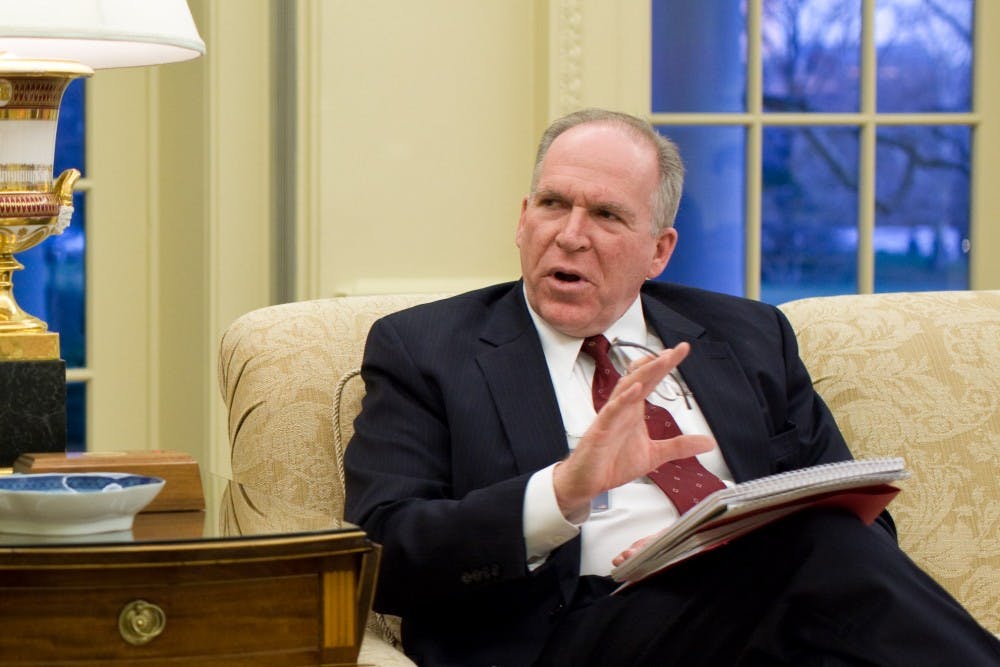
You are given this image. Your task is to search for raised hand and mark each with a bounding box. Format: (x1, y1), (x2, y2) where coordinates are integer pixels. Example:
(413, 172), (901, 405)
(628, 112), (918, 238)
(552, 342), (716, 519)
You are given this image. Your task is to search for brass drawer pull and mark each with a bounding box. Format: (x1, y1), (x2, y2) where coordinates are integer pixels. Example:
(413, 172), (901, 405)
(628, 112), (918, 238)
(118, 600), (166, 646)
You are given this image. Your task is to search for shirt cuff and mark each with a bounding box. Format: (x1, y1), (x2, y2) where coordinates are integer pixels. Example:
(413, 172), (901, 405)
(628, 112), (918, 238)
(523, 463), (585, 569)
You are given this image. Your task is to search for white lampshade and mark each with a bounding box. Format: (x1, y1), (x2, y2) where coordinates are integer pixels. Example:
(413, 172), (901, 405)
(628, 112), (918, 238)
(0, 0), (205, 69)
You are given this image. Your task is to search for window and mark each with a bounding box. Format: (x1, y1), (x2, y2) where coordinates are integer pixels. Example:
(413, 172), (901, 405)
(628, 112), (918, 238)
(16, 78), (87, 451)
(650, 0), (975, 303)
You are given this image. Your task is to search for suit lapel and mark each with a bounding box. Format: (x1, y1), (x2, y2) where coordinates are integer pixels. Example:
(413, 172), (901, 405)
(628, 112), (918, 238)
(642, 293), (774, 482)
(476, 285), (570, 475)
(473, 285), (777, 481)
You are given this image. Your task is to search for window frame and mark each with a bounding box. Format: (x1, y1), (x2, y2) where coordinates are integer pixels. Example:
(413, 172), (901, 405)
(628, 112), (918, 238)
(636, 0), (997, 298)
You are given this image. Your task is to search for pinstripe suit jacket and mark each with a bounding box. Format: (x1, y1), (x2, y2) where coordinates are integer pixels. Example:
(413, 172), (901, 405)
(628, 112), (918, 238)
(344, 280), (857, 667)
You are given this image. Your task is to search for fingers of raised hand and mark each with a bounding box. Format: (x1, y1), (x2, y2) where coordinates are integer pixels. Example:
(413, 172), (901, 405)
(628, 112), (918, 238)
(653, 433), (715, 464)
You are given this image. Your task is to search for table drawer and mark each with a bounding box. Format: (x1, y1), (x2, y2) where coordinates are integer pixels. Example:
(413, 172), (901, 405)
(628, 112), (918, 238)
(0, 532), (377, 666)
(1, 573), (321, 662)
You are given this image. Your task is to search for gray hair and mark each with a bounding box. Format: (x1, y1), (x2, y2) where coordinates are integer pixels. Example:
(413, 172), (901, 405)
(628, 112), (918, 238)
(529, 108), (685, 235)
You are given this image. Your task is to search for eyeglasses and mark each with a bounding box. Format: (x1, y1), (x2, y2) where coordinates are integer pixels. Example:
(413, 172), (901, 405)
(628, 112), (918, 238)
(608, 338), (693, 410)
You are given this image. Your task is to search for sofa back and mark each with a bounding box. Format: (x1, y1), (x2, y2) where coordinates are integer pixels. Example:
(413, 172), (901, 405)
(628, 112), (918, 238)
(779, 290), (1000, 633)
(217, 294), (446, 533)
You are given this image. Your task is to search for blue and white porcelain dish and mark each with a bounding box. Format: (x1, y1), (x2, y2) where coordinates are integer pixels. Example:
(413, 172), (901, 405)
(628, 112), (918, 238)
(0, 473), (165, 536)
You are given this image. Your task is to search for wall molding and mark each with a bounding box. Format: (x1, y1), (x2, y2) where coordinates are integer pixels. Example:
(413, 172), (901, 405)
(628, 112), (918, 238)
(556, 0), (584, 116)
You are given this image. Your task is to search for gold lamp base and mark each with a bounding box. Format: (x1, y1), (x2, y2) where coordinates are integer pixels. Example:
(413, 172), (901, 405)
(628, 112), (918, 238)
(0, 168), (80, 361)
(0, 58), (91, 362)
(0, 331), (59, 361)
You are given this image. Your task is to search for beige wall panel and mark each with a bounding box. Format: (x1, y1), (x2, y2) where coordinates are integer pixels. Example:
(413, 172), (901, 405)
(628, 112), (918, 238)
(157, 51), (208, 462)
(155, 0), (273, 471)
(207, 2), (273, 329)
(544, 0), (649, 120)
(88, 69), (154, 452)
(308, 1), (535, 296)
(204, 0), (273, 476)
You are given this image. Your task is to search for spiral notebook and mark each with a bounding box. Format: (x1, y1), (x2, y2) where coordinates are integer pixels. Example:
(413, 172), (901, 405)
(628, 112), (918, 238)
(610, 457), (909, 589)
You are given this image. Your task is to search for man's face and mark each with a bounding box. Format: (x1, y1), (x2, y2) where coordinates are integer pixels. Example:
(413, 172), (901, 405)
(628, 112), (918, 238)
(516, 123), (677, 338)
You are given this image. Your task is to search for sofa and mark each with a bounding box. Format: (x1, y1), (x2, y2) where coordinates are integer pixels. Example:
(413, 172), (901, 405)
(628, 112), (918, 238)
(778, 290), (999, 635)
(217, 290), (999, 664)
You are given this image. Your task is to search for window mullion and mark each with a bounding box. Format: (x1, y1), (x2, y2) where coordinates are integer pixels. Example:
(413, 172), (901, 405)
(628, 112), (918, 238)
(857, 0), (877, 294)
(745, 0), (763, 300)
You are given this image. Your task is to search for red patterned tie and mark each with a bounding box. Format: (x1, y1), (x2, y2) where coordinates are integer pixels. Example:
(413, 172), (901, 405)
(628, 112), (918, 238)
(581, 335), (725, 514)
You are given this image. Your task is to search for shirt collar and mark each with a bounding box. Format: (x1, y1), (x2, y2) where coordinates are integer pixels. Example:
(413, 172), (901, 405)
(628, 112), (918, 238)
(602, 297), (649, 352)
(523, 287), (648, 381)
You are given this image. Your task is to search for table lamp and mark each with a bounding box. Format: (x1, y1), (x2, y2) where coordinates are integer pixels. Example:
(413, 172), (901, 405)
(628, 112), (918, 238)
(0, 0), (205, 465)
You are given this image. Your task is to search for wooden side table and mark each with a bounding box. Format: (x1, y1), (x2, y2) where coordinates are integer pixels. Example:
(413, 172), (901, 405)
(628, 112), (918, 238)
(0, 483), (379, 666)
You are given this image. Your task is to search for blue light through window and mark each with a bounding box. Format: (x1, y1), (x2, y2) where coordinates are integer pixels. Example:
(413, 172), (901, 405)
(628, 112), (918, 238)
(14, 77), (86, 451)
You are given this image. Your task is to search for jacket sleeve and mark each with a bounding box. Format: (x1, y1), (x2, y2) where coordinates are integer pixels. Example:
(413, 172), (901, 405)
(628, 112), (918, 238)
(776, 305), (853, 468)
(343, 315), (572, 616)
(774, 305), (897, 540)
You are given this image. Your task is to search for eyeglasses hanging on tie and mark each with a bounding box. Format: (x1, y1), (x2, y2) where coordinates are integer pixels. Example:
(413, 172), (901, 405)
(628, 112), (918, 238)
(608, 338), (694, 410)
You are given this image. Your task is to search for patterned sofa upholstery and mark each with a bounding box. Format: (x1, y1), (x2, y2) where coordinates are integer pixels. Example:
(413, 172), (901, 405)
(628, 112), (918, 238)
(216, 290), (999, 664)
(778, 290), (999, 635)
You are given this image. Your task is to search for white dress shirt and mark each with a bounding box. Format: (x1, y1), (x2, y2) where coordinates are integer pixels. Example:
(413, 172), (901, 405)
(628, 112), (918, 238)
(522, 294), (735, 576)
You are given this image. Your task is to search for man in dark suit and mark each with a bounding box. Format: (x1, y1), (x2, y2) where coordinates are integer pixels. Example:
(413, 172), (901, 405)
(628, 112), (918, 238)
(344, 109), (999, 666)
